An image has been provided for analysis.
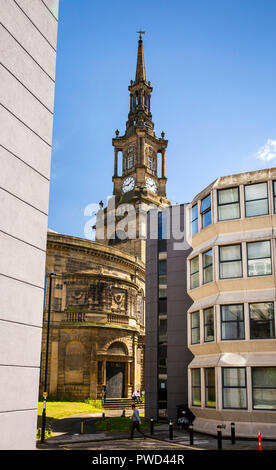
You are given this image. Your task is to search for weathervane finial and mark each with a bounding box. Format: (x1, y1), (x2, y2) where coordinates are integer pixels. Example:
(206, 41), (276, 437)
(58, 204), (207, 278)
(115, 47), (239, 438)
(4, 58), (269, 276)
(136, 30), (145, 40)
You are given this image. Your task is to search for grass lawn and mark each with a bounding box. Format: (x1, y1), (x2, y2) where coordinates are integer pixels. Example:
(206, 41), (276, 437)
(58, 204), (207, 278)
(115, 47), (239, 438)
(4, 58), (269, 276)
(37, 400), (103, 439)
(95, 415), (158, 433)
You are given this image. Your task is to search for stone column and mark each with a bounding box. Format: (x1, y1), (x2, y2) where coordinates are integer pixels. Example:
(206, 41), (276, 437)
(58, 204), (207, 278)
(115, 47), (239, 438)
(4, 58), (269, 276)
(161, 149), (165, 178)
(133, 336), (138, 391)
(114, 149), (118, 177)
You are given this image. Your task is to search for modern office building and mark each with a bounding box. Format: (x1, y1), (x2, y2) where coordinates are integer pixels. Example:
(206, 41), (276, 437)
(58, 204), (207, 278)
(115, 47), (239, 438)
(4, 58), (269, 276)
(145, 206), (194, 420)
(146, 167), (276, 438)
(0, 0), (59, 449)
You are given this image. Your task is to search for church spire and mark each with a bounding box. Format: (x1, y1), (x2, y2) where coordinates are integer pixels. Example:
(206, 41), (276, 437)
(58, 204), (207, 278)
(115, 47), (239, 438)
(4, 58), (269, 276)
(125, 33), (154, 136)
(135, 31), (146, 83)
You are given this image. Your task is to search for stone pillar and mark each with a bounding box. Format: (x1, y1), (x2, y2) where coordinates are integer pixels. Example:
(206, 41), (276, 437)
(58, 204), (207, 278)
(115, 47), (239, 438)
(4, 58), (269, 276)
(141, 137), (145, 166)
(161, 149), (165, 178)
(114, 149), (118, 177)
(133, 336), (138, 391)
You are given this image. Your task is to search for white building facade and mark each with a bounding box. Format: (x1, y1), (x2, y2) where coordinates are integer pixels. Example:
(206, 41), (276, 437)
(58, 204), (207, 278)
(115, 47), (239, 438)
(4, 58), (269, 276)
(0, 0), (59, 449)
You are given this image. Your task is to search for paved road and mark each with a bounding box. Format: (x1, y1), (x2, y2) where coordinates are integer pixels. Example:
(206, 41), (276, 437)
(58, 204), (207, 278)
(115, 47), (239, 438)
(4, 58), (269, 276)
(59, 437), (194, 451)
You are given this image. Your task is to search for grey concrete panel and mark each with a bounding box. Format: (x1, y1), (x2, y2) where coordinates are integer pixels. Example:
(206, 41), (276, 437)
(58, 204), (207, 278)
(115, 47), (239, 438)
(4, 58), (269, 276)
(0, 275), (44, 327)
(0, 146), (50, 214)
(0, 319), (42, 367)
(0, 188), (48, 250)
(1, 0), (57, 79)
(0, 65), (53, 144)
(15, 0), (58, 49)
(0, 105), (51, 178)
(0, 365), (40, 412)
(0, 409), (38, 450)
(0, 232), (46, 288)
(0, 25), (55, 111)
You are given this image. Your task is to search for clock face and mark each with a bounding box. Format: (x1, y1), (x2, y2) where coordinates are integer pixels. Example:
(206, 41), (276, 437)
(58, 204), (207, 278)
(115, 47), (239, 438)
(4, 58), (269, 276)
(146, 177), (157, 193)
(122, 176), (135, 193)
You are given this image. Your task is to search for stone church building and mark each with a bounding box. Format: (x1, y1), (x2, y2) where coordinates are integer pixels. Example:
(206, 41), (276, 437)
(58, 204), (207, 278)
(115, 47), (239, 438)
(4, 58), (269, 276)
(40, 34), (170, 401)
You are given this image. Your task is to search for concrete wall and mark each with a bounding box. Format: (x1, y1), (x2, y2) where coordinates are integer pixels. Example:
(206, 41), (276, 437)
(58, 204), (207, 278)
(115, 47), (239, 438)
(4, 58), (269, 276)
(0, 0), (59, 449)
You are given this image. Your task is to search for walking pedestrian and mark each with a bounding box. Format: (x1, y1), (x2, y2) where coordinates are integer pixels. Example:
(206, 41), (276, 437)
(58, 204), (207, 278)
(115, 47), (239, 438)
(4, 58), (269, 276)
(130, 404), (146, 439)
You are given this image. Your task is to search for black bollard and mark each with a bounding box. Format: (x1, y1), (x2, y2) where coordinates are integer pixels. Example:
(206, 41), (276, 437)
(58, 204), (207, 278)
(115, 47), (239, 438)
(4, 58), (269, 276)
(169, 421), (173, 440)
(217, 425), (222, 450)
(150, 418), (154, 436)
(231, 422), (235, 445)
(102, 412), (105, 419)
(189, 424), (194, 445)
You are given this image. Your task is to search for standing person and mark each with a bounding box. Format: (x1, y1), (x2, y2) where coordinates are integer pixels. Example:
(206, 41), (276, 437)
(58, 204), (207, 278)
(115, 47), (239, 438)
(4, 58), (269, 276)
(130, 404), (146, 439)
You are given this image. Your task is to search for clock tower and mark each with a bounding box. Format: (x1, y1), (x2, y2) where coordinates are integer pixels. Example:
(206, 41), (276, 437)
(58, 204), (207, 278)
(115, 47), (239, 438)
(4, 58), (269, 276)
(97, 33), (170, 261)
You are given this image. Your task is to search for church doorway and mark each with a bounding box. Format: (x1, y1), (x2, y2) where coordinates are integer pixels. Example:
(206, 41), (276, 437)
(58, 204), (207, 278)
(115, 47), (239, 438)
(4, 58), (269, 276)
(106, 362), (125, 398)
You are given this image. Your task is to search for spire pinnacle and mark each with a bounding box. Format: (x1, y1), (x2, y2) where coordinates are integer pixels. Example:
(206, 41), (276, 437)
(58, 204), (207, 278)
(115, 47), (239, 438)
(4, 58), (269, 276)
(135, 31), (146, 83)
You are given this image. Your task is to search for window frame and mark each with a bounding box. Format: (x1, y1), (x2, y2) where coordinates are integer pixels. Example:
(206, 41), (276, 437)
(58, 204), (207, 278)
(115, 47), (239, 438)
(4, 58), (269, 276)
(203, 249), (213, 284)
(205, 367), (216, 408)
(249, 302), (275, 340)
(204, 307), (214, 342)
(190, 256), (199, 289)
(246, 240), (272, 277)
(190, 204), (198, 236)
(200, 194), (212, 229)
(220, 304), (245, 341)
(191, 369), (201, 407)
(273, 181), (276, 213)
(217, 186), (240, 221)
(219, 244), (243, 280)
(244, 182), (269, 218)
(191, 311), (200, 345)
(222, 367), (248, 410)
(252, 367), (276, 411)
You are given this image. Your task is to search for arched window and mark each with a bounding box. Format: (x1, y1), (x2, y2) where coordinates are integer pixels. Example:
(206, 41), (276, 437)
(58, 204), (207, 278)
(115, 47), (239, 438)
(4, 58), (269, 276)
(107, 342), (128, 355)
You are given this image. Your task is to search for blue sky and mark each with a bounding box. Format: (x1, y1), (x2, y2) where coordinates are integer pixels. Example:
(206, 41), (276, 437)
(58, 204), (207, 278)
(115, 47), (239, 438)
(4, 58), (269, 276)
(49, 0), (276, 238)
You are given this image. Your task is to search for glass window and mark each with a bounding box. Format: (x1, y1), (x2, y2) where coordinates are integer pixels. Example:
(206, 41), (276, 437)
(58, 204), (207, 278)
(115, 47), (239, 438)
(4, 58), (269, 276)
(203, 249), (213, 284)
(148, 155), (153, 169)
(205, 368), (216, 408)
(158, 212), (167, 240)
(219, 244), (242, 279)
(245, 182), (268, 217)
(200, 194), (211, 228)
(158, 343), (167, 374)
(158, 252), (167, 299)
(191, 311), (200, 344)
(218, 187), (240, 221)
(191, 369), (201, 406)
(252, 367), (276, 410)
(128, 155), (133, 169)
(273, 181), (276, 213)
(247, 241), (272, 277)
(190, 204), (198, 236)
(190, 256), (199, 289)
(159, 317), (167, 341)
(221, 304), (245, 340)
(204, 307), (214, 342)
(222, 368), (247, 409)
(249, 302), (275, 339)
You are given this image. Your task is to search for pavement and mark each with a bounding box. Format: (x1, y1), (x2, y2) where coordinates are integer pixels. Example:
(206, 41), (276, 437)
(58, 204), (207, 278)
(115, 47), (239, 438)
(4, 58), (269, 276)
(36, 410), (276, 451)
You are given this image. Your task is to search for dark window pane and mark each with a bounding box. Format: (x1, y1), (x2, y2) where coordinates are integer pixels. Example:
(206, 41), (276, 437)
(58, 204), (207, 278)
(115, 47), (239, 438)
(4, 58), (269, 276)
(252, 367), (276, 410)
(202, 210), (211, 228)
(201, 195), (211, 213)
